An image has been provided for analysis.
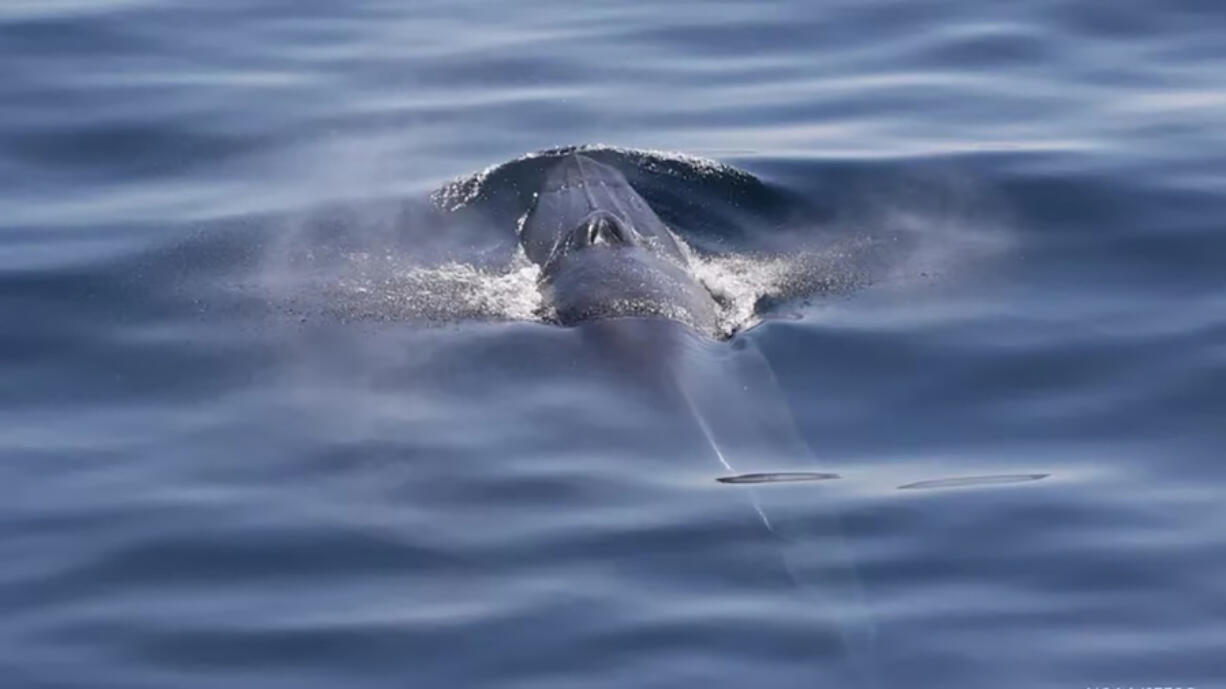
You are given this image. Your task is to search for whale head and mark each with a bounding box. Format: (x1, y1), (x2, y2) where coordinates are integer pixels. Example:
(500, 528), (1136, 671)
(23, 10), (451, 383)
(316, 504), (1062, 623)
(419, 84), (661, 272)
(520, 154), (719, 334)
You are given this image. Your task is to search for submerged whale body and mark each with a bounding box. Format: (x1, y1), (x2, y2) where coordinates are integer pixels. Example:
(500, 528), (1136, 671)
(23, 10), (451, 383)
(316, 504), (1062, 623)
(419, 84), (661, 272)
(521, 153), (721, 335)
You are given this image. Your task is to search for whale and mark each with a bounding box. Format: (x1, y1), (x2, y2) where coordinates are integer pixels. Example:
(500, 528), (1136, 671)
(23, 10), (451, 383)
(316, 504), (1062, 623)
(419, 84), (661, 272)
(520, 153), (722, 335)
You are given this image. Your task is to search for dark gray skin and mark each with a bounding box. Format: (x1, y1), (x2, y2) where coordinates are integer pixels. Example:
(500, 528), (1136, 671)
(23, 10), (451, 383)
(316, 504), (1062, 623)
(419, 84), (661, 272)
(521, 154), (721, 335)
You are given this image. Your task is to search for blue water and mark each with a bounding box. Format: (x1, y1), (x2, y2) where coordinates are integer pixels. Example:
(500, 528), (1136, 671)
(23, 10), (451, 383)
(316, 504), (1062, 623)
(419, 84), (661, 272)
(3, 1), (1225, 688)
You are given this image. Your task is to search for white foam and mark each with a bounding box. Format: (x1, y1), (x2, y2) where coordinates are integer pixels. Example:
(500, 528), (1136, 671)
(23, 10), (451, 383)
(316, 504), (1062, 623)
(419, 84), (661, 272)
(699, 247), (875, 336)
(691, 252), (796, 335)
(323, 250), (544, 323)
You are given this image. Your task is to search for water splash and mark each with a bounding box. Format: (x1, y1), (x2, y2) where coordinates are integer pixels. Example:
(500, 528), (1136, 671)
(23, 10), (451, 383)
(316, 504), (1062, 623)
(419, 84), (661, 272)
(251, 205), (856, 335)
(324, 252), (544, 323)
(685, 236), (875, 336)
(282, 239), (861, 336)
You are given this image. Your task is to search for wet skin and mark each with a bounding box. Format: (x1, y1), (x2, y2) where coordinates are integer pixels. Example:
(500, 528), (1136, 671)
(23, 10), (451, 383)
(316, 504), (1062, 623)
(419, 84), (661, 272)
(520, 154), (720, 335)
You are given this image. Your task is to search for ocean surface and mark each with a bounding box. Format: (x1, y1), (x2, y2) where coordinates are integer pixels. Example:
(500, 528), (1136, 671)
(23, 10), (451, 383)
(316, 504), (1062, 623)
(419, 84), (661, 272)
(3, 1), (1225, 688)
